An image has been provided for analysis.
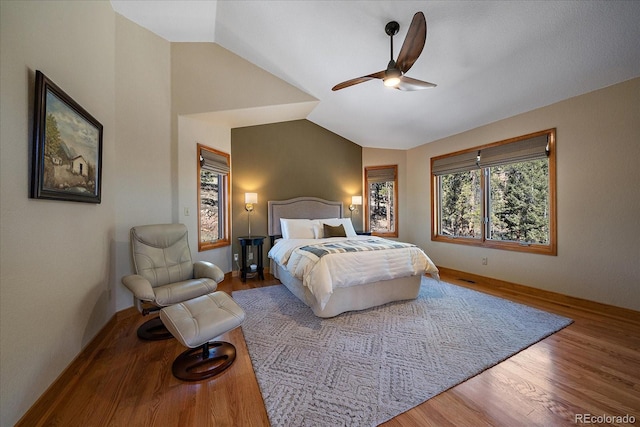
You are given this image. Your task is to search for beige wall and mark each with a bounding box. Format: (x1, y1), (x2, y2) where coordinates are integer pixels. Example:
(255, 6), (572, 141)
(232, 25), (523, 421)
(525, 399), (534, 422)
(0, 2), (117, 425)
(231, 120), (363, 262)
(114, 14), (172, 311)
(405, 78), (640, 311)
(1, 4), (175, 425)
(171, 43), (316, 116)
(177, 116), (232, 271)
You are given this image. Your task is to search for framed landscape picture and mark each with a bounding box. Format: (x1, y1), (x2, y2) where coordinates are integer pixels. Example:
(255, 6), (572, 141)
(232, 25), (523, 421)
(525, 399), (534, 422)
(31, 70), (103, 203)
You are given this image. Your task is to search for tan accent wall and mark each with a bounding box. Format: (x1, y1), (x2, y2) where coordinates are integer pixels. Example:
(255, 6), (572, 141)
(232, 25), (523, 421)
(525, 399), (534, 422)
(231, 119), (362, 261)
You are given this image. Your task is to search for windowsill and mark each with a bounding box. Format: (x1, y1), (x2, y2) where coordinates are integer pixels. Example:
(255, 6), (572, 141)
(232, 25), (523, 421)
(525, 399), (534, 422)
(198, 239), (231, 252)
(431, 235), (556, 256)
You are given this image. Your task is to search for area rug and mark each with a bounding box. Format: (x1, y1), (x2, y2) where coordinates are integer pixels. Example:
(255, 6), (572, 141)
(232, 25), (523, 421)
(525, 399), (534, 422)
(232, 277), (572, 426)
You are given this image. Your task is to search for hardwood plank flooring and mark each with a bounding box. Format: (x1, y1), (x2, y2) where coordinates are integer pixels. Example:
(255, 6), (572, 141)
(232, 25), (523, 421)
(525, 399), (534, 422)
(17, 272), (640, 426)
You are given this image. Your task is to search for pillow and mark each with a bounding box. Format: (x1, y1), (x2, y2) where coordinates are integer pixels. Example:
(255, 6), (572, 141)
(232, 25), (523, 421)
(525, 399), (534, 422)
(312, 223), (323, 239)
(319, 218), (357, 237)
(280, 218), (317, 239)
(323, 223), (346, 238)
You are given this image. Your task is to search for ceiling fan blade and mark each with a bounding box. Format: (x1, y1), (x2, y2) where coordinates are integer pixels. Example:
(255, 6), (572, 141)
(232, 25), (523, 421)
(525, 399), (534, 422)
(396, 12), (426, 74)
(394, 75), (437, 91)
(332, 70), (385, 91)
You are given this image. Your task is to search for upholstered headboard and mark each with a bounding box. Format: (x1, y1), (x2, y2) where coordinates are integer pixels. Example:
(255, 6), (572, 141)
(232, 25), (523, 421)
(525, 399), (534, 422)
(268, 197), (344, 238)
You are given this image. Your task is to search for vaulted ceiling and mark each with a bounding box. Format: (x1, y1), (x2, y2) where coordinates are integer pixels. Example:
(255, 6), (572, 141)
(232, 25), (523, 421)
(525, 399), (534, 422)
(111, 1), (640, 149)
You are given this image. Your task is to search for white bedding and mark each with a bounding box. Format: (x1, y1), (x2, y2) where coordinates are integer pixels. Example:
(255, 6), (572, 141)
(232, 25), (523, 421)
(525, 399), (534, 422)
(268, 236), (439, 310)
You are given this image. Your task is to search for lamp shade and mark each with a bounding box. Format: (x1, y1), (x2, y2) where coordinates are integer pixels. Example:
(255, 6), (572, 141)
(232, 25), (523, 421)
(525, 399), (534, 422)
(351, 196), (362, 205)
(245, 193), (258, 204)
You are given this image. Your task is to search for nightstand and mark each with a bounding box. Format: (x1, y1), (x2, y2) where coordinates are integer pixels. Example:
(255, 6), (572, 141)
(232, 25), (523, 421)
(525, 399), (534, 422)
(238, 236), (265, 282)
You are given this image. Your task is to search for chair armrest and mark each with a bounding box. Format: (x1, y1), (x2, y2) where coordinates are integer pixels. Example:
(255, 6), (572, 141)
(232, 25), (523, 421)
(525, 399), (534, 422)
(194, 261), (225, 284)
(121, 274), (155, 301)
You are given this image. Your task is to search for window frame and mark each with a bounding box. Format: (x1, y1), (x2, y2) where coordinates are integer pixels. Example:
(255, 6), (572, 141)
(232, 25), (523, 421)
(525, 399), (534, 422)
(365, 164), (399, 238)
(197, 144), (230, 252)
(431, 129), (556, 255)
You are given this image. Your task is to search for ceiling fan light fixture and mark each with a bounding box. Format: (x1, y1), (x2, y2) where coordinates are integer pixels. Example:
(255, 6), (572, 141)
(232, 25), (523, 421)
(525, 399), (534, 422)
(383, 76), (401, 87)
(384, 69), (402, 87)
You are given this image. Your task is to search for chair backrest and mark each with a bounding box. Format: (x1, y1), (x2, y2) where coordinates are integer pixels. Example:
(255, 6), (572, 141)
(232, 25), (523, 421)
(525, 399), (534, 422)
(130, 224), (194, 288)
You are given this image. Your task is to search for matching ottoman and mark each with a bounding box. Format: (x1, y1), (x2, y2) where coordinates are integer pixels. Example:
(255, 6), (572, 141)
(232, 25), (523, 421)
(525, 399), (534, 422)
(160, 291), (245, 381)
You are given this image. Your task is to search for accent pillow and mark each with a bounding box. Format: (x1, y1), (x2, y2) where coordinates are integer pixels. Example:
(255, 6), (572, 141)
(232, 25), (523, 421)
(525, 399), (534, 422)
(280, 218), (317, 239)
(319, 218), (357, 237)
(323, 223), (346, 238)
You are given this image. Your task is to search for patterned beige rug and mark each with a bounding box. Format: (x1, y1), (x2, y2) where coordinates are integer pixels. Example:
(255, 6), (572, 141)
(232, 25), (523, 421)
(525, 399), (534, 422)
(233, 277), (572, 426)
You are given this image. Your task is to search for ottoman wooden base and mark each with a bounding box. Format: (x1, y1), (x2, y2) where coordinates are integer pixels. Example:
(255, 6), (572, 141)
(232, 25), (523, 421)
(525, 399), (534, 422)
(160, 291), (245, 382)
(172, 341), (236, 381)
(137, 316), (173, 341)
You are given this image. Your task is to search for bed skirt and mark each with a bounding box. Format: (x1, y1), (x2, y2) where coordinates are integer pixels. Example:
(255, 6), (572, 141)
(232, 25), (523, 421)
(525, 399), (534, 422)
(271, 260), (422, 318)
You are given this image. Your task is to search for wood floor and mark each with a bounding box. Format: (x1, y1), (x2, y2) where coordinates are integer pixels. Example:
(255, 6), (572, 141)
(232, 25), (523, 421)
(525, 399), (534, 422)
(18, 272), (640, 427)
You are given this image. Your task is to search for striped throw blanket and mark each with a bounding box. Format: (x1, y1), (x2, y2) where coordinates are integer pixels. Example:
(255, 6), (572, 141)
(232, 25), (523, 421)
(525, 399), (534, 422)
(299, 238), (416, 259)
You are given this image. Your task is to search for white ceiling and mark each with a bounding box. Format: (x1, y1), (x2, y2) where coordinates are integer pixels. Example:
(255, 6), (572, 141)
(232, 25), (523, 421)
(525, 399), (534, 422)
(111, 1), (640, 149)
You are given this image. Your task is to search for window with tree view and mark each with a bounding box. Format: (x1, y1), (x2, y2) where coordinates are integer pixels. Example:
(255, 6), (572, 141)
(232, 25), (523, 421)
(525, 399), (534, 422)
(198, 144), (230, 251)
(365, 165), (398, 237)
(432, 129), (556, 255)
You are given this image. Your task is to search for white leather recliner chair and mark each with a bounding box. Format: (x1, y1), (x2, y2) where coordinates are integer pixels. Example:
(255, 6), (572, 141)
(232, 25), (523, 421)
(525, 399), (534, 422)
(121, 223), (224, 340)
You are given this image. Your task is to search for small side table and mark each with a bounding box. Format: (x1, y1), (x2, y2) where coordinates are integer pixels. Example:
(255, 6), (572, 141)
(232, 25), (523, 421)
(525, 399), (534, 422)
(238, 236), (265, 282)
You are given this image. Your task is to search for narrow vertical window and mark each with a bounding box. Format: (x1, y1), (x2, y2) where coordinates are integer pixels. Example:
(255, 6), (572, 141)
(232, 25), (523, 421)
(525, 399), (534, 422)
(198, 144), (230, 251)
(439, 170), (482, 239)
(487, 159), (550, 244)
(365, 165), (398, 237)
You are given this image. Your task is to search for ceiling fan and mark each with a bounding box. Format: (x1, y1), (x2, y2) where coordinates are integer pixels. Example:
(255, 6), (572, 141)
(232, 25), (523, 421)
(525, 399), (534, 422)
(332, 11), (436, 91)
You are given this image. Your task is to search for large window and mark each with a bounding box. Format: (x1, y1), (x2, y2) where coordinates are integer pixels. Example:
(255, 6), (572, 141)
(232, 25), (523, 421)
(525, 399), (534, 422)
(365, 165), (398, 237)
(198, 144), (230, 251)
(431, 129), (556, 255)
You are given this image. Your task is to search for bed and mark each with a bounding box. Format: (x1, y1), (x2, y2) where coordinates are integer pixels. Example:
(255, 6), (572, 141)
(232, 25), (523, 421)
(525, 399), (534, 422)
(267, 197), (439, 317)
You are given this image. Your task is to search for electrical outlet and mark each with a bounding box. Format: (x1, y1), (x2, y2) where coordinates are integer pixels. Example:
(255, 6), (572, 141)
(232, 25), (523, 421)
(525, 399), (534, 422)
(234, 253), (238, 261)
(183, 207), (190, 216)
(482, 257), (488, 265)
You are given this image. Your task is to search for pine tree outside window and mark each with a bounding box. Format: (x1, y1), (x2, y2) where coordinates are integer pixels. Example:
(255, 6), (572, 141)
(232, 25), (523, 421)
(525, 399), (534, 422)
(431, 129), (556, 255)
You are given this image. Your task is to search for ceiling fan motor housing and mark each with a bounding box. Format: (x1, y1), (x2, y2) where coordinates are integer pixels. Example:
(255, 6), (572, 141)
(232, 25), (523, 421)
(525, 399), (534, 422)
(385, 21), (400, 36)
